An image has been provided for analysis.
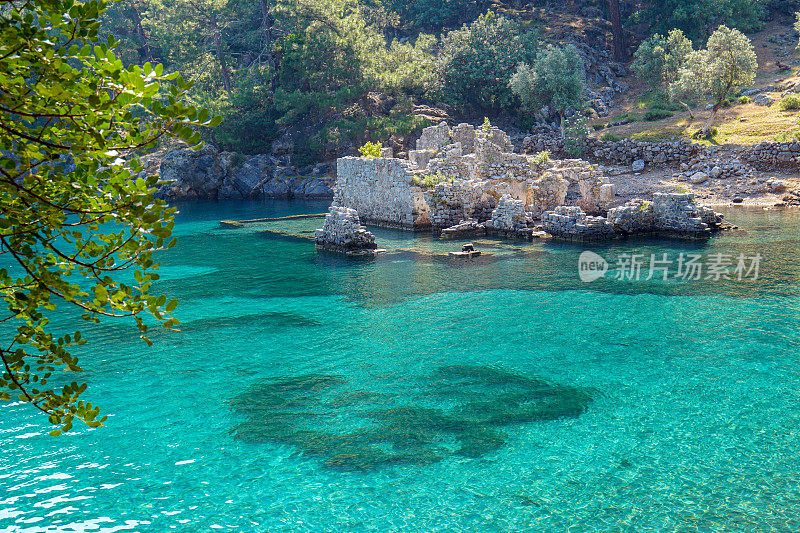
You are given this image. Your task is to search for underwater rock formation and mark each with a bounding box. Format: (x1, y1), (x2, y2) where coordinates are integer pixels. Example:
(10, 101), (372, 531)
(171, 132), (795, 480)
(230, 365), (593, 472)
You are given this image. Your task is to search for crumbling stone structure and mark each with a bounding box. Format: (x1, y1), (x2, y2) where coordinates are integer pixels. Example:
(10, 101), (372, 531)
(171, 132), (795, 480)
(314, 207), (378, 255)
(329, 123), (731, 242)
(541, 206), (616, 241)
(334, 156), (430, 229)
(543, 193), (724, 241)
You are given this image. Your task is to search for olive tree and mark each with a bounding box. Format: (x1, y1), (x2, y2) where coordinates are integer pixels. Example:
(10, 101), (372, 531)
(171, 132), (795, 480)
(632, 29), (694, 89)
(670, 26), (757, 136)
(1, 0), (217, 434)
(509, 44), (585, 137)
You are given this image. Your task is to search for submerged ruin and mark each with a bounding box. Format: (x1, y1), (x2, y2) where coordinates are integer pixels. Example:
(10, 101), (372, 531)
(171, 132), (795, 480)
(315, 122), (725, 253)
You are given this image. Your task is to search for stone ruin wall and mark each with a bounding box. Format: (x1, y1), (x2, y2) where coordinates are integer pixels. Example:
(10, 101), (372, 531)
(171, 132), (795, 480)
(542, 192), (724, 241)
(334, 156), (430, 230)
(521, 135), (709, 166)
(742, 142), (800, 169)
(524, 134), (800, 173)
(334, 122), (618, 232)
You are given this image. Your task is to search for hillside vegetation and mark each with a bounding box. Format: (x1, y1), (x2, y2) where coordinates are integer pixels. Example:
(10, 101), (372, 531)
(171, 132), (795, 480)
(100, 0), (800, 164)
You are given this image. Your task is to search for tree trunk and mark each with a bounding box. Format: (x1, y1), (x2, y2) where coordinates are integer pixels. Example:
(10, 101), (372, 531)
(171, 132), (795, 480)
(678, 100), (695, 120)
(608, 0), (624, 61)
(128, 5), (153, 64)
(702, 105), (719, 137)
(260, 0), (277, 84)
(211, 13), (233, 95)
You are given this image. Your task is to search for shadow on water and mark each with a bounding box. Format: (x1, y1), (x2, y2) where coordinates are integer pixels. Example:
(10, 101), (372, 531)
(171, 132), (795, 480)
(229, 365), (593, 472)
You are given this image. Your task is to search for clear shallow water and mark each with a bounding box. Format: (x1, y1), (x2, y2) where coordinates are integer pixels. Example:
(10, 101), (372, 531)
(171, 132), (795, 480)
(2, 201), (800, 532)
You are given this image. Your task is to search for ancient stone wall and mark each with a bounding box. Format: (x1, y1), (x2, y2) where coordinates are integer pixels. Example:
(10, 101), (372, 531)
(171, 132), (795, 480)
(742, 142), (800, 168)
(521, 135), (709, 166)
(541, 206), (616, 241)
(523, 135), (800, 172)
(334, 157), (430, 229)
(485, 195), (529, 232)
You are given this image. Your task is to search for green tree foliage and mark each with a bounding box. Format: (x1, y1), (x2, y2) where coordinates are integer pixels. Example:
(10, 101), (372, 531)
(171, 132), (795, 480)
(0, 0), (216, 433)
(670, 26), (758, 135)
(383, 0), (485, 32)
(632, 29), (693, 89)
(509, 44), (585, 137)
(642, 0), (765, 40)
(438, 11), (537, 111)
(795, 11), (800, 51)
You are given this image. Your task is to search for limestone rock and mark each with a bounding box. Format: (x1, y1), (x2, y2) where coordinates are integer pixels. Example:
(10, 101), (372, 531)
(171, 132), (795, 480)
(631, 159), (645, 172)
(754, 94), (774, 106)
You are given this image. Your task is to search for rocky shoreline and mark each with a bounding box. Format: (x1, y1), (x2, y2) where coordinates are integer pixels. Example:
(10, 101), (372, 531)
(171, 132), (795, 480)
(148, 136), (800, 210)
(151, 144), (335, 201)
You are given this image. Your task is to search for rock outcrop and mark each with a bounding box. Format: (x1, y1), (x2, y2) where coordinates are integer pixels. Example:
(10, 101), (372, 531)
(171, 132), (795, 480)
(155, 144), (334, 200)
(314, 207), (378, 255)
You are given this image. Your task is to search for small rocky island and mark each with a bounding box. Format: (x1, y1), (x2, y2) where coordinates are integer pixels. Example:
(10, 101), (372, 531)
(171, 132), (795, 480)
(315, 121), (727, 254)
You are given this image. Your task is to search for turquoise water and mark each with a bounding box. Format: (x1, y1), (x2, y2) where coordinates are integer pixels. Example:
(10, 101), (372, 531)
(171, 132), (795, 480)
(2, 201), (800, 532)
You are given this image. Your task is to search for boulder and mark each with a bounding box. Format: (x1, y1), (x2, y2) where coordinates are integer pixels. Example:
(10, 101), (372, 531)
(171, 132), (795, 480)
(689, 171), (709, 184)
(631, 159), (645, 172)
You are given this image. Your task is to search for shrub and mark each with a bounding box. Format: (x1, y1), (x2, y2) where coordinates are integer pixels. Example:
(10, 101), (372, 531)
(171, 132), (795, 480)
(385, 0), (478, 32)
(563, 115), (588, 156)
(413, 171), (452, 188)
(641, 0), (764, 41)
(531, 150), (550, 167)
(632, 30), (693, 89)
(649, 92), (684, 111)
(359, 141), (383, 158)
(609, 112), (640, 125)
(439, 11), (538, 110)
(779, 94), (800, 111)
(644, 108), (674, 121)
(671, 26), (757, 136)
(601, 132), (622, 142)
(738, 95), (752, 104)
(206, 87), (280, 154)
